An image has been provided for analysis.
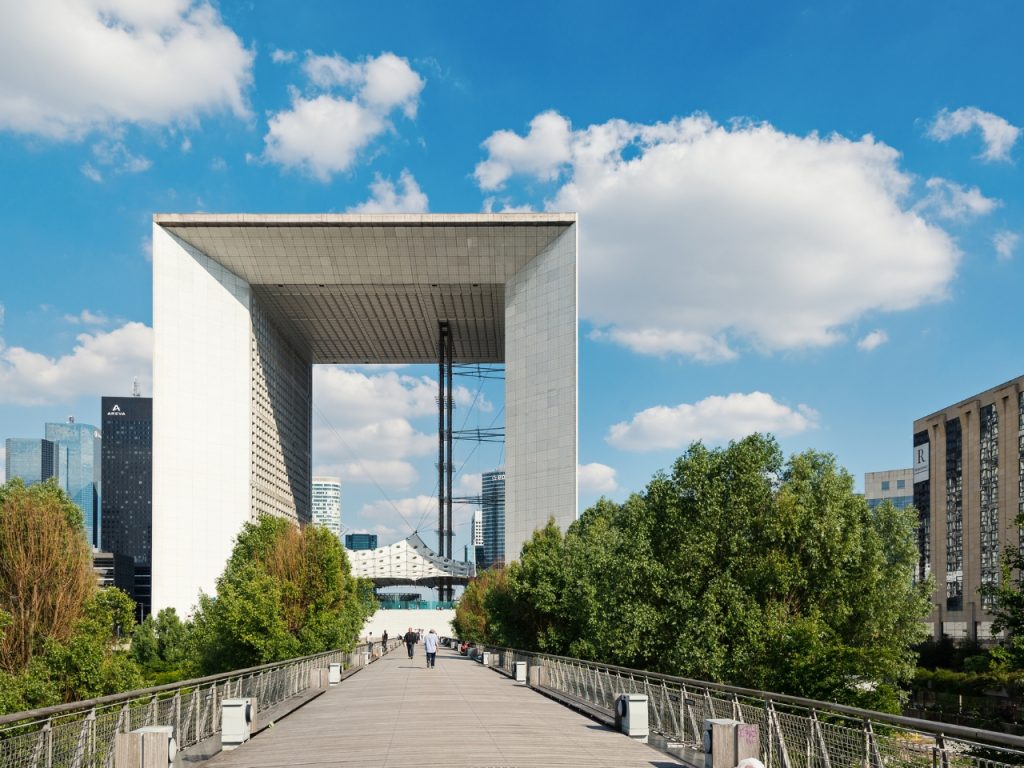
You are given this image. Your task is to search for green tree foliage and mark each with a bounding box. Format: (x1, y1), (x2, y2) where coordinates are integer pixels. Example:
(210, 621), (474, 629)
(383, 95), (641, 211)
(190, 516), (372, 673)
(131, 608), (192, 684)
(0, 478), (95, 671)
(980, 513), (1024, 670)
(0, 478), (145, 715)
(475, 435), (931, 711)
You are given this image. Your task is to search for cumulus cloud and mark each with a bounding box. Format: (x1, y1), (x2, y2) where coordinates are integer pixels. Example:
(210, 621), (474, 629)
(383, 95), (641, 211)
(315, 459), (419, 489)
(348, 169), (428, 213)
(578, 462), (618, 494)
(271, 49), (296, 64)
(994, 230), (1019, 262)
(312, 366), (487, 489)
(857, 329), (889, 351)
(607, 392), (819, 452)
(476, 112), (960, 361)
(915, 178), (999, 221)
(475, 111), (572, 190)
(263, 51), (424, 181)
(929, 107), (1020, 163)
(63, 309), (111, 325)
(358, 495), (438, 543)
(0, 322), (153, 406)
(0, 1), (253, 139)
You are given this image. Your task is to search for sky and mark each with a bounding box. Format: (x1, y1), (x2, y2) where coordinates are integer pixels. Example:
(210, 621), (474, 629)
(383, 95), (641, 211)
(0, 1), (1022, 558)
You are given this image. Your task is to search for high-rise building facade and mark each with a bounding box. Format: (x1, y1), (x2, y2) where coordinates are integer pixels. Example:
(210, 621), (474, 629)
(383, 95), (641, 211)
(100, 396), (153, 618)
(311, 477), (342, 539)
(864, 469), (914, 511)
(4, 437), (63, 486)
(481, 470), (506, 569)
(345, 533), (377, 551)
(472, 510), (483, 546)
(913, 376), (1024, 641)
(45, 419), (101, 548)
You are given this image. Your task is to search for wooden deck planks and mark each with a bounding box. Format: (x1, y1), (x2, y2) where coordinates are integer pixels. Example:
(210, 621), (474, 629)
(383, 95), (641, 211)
(201, 647), (682, 768)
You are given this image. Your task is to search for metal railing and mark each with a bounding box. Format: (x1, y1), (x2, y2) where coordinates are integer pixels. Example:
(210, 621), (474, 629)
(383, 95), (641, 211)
(483, 647), (1024, 768)
(0, 639), (401, 768)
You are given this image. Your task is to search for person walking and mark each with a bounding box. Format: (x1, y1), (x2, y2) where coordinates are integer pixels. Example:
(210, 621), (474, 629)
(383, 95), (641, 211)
(424, 628), (439, 669)
(403, 627), (417, 659)
(367, 632), (374, 657)
(382, 630), (389, 653)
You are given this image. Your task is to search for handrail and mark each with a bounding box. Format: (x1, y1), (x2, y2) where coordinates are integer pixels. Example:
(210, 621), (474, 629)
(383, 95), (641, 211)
(0, 646), (346, 727)
(483, 645), (1024, 751)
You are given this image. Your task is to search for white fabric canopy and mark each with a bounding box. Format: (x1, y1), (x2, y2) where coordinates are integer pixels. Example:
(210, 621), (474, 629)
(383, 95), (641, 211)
(346, 532), (476, 586)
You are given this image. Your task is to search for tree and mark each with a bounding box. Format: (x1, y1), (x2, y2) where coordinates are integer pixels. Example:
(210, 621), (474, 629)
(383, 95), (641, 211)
(0, 478), (95, 671)
(189, 516), (373, 673)
(980, 513), (1024, 669)
(482, 435), (932, 711)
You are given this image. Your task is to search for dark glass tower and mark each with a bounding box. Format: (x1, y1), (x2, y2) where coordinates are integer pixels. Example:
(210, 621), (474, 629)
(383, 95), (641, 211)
(100, 396), (152, 619)
(480, 469), (505, 569)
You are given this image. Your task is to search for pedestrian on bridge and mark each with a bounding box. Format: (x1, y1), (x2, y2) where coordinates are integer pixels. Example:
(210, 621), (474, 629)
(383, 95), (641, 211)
(382, 629), (389, 651)
(424, 628), (439, 668)
(404, 627), (417, 659)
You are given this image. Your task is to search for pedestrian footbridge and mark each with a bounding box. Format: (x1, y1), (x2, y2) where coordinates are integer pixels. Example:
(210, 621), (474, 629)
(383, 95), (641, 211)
(4, 643), (1024, 768)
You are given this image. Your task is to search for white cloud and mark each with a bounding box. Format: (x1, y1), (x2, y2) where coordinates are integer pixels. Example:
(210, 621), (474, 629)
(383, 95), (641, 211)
(271, 49), (296, 64)
(358, 495), (438, 543)
(857, 329), (889, 351)
(607, 392), (819, 452)
(994, 230), (1019, 262)
(80, 163), (103, 183)
(348, 169), (428, 213)
(929, 107), (1020, 163)
(477, 112), (960, 361)
(180, 136), (192, 153)
(578, 463), (618, 494)
(456, 473), (481, 496)
(312, 366), (487, 489)
(915, 178), (999, 221)
(87, 136), (152, 175)
(63, 309), (110, 325)
(475, 111), (572, 190)
(315, 459), (419, 489)
(263, 51), (424, 181)
(0, 322), (152, 406)
(0, 0), (253, 139)
(263, 94), (386, 182)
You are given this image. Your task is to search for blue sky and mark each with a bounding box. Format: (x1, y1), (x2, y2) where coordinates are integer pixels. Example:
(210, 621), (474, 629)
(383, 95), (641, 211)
(0, 1), (1022, 556)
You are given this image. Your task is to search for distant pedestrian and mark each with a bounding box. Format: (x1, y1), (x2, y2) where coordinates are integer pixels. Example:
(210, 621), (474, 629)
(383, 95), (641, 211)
(404, 627), (417, 659)
(424, 628), (439, 668)
(367, 632), (374, 656)
(382, 630), (389, 652)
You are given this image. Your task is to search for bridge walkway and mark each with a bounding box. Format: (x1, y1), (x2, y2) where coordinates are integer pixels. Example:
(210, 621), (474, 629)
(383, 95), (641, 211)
(201, 646), (682, 767)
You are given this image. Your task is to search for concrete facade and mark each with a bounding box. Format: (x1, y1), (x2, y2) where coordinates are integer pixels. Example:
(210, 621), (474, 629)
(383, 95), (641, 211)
(913, 375), (1024, 641)
(864, 468), (913, 510)
(152, 213), (578, 615)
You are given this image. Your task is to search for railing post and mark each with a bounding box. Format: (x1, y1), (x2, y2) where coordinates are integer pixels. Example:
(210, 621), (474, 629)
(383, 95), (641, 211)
(70, 708), (96, 768)
(767, 700), (793, 768)
(811, 710), (832, 768)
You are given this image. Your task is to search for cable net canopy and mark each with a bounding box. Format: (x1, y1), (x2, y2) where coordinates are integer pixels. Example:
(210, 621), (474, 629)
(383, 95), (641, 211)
(346, 532), (476, 586)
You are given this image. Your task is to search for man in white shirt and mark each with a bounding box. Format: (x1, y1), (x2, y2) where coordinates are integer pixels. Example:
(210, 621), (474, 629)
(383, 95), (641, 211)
(423, 628), (439, 668)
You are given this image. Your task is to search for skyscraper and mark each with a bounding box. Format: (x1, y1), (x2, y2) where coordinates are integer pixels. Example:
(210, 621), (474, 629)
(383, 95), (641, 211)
(864, 469), (914, 511)
(101, 396), (152, 618)
(311, 476), (342, 539)
(472, 509), (485, 568)
(481, 469), (505, 569)
(345, 533), (377, 550)
(45, 418), (101, 548)
(4, 437), (63, 486)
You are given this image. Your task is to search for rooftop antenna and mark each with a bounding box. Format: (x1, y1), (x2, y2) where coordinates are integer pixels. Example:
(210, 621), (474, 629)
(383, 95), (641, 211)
(132, 377), (141, 397)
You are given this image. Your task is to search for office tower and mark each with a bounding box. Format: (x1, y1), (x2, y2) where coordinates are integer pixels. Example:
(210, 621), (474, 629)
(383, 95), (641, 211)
(913, 375), (1024, 641)
(864, 469), (914, 510)
(311, 477), (342, 539)
(472, 509), (485, 568)
(345, 533), (378, 550)
(45, 418), (101, 548)
(481, 469), (506, 569)
(101, 396), (153, 618)
(4, 437), (63, 486)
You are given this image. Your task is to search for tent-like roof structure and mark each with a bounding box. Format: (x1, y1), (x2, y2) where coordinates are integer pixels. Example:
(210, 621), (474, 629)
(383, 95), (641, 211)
(346, 532), (476, 587)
